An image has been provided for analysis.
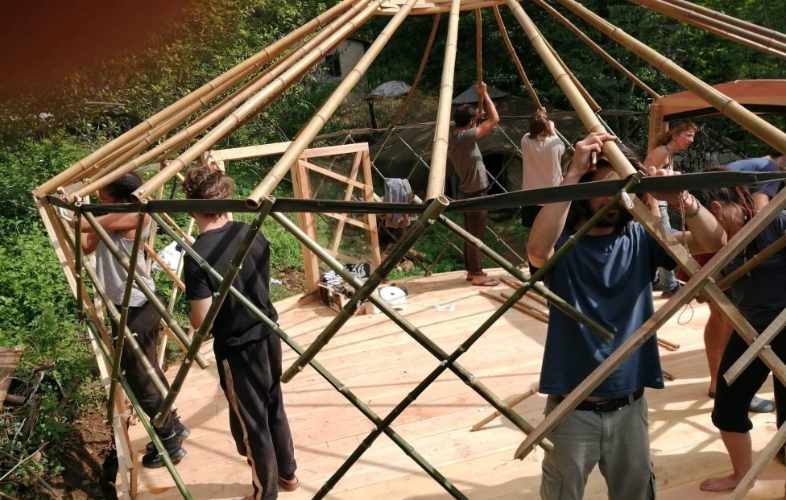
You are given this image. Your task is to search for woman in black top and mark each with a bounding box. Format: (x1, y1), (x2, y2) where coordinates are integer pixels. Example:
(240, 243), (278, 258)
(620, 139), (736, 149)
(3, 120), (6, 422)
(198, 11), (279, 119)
(699, 181), (786, 493)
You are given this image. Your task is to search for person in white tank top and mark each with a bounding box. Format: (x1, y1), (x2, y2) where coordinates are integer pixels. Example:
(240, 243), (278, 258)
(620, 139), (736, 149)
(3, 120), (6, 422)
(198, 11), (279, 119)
(520, 109), (566, 228)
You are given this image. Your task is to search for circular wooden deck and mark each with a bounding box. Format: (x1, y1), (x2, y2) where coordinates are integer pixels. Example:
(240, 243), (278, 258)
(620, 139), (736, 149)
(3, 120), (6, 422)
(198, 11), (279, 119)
(129, 270), (785, 499)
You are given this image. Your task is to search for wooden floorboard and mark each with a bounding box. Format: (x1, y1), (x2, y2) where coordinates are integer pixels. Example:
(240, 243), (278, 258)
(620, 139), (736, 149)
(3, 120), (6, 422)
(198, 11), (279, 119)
(129, 270), (785, 499)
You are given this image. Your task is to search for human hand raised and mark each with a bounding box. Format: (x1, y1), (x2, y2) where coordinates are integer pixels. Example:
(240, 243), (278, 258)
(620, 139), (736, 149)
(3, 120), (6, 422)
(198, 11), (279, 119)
(565, 132), (616, 180)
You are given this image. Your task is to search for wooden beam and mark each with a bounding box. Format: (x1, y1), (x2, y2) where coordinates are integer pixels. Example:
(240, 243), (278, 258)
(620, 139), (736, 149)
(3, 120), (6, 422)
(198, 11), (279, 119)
(293, 161), (322, 292)
(301, 160), (366, 189)
(330, 151), (363, 253)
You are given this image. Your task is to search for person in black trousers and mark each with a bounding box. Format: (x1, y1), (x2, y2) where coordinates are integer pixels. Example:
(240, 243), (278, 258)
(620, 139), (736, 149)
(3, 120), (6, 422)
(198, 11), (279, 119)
(181, 165), (298, 500)
(80, 172), (188, 468)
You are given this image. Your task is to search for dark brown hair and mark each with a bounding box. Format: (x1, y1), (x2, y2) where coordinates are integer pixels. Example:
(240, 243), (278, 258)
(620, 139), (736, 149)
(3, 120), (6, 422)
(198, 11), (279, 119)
(655, 120), (698, 147)
(529, 109), (549, 137)
(695, 165), (755, 223)
(565, 143), (641, 232)
(453, 104), (476, 128)
(102, 172), (142, 202)
(182, 165), (235, 201)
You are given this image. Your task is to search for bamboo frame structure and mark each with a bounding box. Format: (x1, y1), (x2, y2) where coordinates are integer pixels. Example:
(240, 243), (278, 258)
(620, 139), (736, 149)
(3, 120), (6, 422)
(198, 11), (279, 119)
(34, 0), (357, 198)
(663, 0), (786, 45)
(629, 0), (786, 60)
(530, 0), (660, 99)
(82, 213), (209, 368)
(553, 0), (786, 154)
(246, 0), (417, 206)
(36, 2), (786, 498)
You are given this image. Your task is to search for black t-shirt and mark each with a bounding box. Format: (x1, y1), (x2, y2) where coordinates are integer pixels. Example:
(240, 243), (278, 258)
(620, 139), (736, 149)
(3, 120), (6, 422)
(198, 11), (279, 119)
(727, 210), (786, 327)
(184, 221), (278, 355)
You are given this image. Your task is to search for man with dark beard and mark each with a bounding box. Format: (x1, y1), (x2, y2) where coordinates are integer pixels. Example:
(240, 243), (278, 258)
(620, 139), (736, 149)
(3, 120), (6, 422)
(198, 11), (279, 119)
(527, 132), (725, 500)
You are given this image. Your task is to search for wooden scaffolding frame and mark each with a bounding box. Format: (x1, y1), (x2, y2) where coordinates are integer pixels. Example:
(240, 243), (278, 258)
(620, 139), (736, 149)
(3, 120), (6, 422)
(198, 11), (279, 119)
(32, 1), (786, 499)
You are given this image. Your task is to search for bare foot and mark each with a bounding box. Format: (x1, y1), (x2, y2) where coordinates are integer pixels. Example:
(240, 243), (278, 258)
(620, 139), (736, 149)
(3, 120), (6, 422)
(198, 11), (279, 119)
(699, 474), (741, 492)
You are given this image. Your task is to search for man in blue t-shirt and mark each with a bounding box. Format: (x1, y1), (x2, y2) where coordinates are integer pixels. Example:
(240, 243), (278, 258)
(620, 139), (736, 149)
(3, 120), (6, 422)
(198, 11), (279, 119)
(527, 132), (726, 500)
(725, 152), (786, 211)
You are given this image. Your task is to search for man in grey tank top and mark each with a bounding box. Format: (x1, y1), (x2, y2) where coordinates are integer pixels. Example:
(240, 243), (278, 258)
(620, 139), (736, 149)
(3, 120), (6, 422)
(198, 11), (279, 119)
(447, 82), (500, 286)
(80, 173), (188, 468)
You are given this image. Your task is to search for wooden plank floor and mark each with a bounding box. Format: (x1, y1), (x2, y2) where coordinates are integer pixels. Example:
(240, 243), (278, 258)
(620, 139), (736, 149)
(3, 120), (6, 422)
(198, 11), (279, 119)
(129, 270), (785, 499)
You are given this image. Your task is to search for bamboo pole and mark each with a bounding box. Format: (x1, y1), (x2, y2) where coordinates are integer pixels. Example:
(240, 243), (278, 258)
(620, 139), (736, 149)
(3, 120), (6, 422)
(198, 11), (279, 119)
(107, 214), (146, 422)
(662, 0), (786, 45)
(504, 0), (637, 177)
(542, 33), (601, 113)
(273, 201), (549, 437)
(281, 195), (449, 382)
(425, 0), (461, 200)
(372, 14), (441, 163)
(514, 190), (786, 459)
(74, 213), (84, 319)
(475, 8), (485, 115)
(492, 6), (543, 109)
(83, 212), (208, 368)
(34, 0), (355, 197)
(84, 321), (193, 499)
(74, 1), (372, 201)
(54, 213), (172, 402)
(79, 249), (169, 399)
(630, 0), (786, 59)
(153, 197), (275, 427)
(135, 2), (381, 203)
(552, 0), (786, 155)
(150, 212), (465, 499)
(723, 307), (786, 385)
(245, 0), (416, 207)
(717, 232), (786, 291)
(530, 0), (660, 99)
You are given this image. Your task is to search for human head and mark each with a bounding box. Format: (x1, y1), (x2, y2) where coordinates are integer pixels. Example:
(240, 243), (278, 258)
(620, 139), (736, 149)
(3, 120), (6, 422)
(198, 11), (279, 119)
(656, 120), (697, 151)
(529, 109), (552, 138)
(453, 104), (476, 128)
(566, 143), (639, 232)
(766, 150), (786, 171)
(696, 166), (754, 237)
(182, 164), (235, 217)
(99, 172), (143, 203)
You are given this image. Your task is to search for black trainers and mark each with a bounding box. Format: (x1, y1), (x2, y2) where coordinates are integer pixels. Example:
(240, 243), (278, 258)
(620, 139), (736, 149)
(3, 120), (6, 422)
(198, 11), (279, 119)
(142, 432), (187, 469)
(145, 420), (190, 455)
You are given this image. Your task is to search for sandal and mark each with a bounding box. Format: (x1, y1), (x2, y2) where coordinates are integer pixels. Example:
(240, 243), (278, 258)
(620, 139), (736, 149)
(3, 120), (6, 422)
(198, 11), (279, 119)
(471, 275), (500, 287)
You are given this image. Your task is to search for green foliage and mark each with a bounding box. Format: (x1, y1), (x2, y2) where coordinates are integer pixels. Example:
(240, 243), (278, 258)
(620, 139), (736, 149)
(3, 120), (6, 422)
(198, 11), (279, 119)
(0, 135), (87, 232)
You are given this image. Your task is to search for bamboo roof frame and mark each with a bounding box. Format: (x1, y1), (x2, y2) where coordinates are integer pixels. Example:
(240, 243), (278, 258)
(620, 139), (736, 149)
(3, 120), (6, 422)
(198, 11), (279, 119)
(34, 1), (786, 498)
